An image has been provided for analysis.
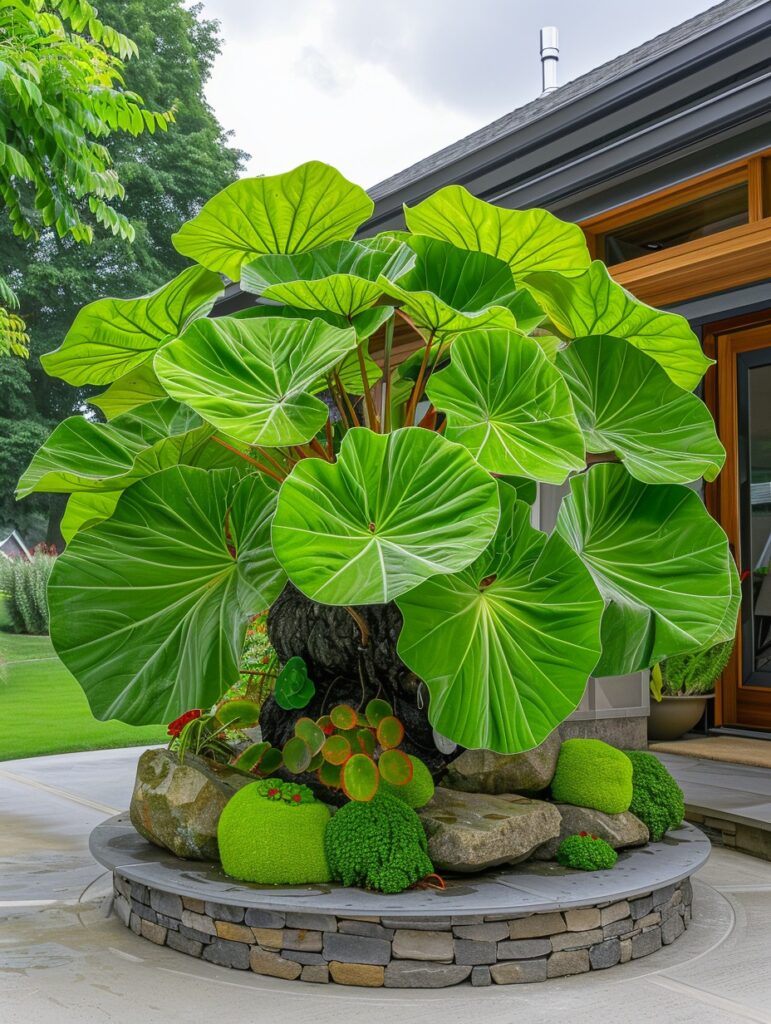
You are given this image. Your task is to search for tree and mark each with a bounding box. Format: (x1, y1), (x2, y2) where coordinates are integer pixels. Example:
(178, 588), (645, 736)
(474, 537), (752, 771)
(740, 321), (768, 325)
(1, 0), (246, 542)
(22, 161), (739, 765)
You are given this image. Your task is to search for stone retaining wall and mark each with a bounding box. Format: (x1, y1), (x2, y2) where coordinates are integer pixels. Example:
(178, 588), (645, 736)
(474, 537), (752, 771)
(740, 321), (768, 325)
(112, 872), (693, 987)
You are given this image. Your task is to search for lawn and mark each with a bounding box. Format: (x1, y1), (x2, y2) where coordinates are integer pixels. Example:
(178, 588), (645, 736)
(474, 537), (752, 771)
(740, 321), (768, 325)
(0, 600), (167, 761)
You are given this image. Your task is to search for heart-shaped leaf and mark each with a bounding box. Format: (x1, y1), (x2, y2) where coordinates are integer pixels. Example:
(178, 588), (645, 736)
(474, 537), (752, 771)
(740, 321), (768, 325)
(378, 236), (544, 338)
(91, 363), (167, 420)
(41, 266), (223, 385)
(342, 753), (379, 802)
(171, 161), (374, 280)
(48, 467), (285, 724)
(524, 261), (712, 391)
(241, 237), (414, 318)
(272, 426), (500, 605)
(60, 491), (121, 544)
(555, 463), (740, 676)
(404, 185), (591, 277)
(396, 487), (604, 753)
(155, 315), (357, 447)
(557, 335), (725, 484)
(427, 328), (585, 482)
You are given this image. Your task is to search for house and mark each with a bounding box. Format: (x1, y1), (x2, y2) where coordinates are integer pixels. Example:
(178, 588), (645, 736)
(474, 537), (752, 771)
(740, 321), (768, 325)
(0, 529), (31, 561)
(218, 0), (771, 742)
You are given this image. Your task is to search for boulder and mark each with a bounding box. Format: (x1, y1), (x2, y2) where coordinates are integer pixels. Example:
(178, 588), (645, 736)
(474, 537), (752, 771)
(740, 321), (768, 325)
(442, 732), (560, 795)
(130, 748), (251, 861)
(532, 805), (649, 860)
(418, 787), (561, 873)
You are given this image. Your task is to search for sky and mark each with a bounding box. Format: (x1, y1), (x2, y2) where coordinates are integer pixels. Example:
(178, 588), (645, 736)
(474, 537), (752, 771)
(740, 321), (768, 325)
(194, 0), (718, 189)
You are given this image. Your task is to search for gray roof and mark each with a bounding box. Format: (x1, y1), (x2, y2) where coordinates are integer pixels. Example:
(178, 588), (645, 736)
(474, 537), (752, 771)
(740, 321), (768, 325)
(370, 0), (769, 201)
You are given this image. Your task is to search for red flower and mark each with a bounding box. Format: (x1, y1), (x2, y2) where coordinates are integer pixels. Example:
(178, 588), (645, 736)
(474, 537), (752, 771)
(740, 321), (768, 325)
(267, 788), (280, 798)
(322, 723), (335, 736)
(291, 793), (302, 803)
(579, 831), (589, 837)
(167, 708), (202, 737)
(592, 835), (599, 841)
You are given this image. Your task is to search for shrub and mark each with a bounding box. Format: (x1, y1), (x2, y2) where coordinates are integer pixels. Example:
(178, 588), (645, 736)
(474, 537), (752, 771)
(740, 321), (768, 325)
(557, 833), (618, 871)
(625, 750), (684, 841)
(551, 738), (633, 814)
(0, 548), (55, 634)
(217, 778), (331, 884)
(657, 639), (735, 696)
(380, 754), (435, 808)
(325, 793), (433, 893)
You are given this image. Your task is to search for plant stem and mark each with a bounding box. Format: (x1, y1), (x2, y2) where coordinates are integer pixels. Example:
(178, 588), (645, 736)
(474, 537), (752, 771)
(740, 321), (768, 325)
(404, 329), (436, 427)
(356, 343), (380, 431)
(210, 436), (284, 483)
(345, 605), (370, 647)
(308, 436), (331, 461)
(255, 446), (287, 476)
(333, 369), (360, 427)
(324, 419), (335, 458)
(382, 313), (395, 433)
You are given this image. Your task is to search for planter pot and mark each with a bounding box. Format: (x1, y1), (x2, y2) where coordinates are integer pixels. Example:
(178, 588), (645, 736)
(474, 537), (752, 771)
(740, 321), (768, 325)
(647, 694), (714, 741)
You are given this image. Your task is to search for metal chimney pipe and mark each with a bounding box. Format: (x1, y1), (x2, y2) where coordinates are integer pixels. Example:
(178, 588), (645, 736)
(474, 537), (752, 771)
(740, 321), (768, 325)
(540, 26), (559, 95)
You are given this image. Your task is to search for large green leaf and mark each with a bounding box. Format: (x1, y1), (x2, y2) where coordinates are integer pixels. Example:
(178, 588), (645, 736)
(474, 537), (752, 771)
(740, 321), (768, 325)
(557, 335), (725, 484)
(240, 237), (414, 317)
(90, 363), (168, 420)
(396, 489), (603, 752)
(16, 400), (214, 498)
(40, 266), (223, 386)
(155, 315), (357, 447)
(272, 426), (500, 604)
(60, 491), (121, 545)
(524, 261), (712, 391)
(171, 161), (373, 280)
(427, 328), (585, 482)
(378, 236), (544, 338)
(48, 467), (285, 724)
(233, 301), (392, 343)
(555, 463), (740, 676)
(404, 185), (591, 277)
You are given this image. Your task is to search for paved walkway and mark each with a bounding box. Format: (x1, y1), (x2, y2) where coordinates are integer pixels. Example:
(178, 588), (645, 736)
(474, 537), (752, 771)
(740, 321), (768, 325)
(2, 747), (771, 1023)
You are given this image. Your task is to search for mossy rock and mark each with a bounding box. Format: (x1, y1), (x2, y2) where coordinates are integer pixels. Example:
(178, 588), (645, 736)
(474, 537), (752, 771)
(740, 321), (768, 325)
(551, 738), (633, 814)
(218, 780), (332, 884)
(380, 755), (435, 808)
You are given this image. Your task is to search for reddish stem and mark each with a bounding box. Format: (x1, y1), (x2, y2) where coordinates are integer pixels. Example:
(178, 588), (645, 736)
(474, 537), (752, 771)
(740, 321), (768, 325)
(210, 436), (284, 483)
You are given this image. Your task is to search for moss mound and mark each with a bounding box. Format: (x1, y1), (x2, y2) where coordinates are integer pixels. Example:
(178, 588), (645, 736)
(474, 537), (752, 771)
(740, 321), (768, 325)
(557, 833), (618, 871)
(551, 738), (633, 814)
(625, 750), (685, 841)
(325, 793), (433, 894)
(217, 778), (331, 884)
(380, 755), (435, 808)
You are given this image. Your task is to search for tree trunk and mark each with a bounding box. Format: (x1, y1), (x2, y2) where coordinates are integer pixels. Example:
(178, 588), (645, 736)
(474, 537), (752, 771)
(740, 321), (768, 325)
(261, 583), (455, 789)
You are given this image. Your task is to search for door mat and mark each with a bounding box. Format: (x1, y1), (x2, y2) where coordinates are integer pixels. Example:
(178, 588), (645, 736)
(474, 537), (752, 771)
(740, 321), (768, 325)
(649, 735), (771, 769)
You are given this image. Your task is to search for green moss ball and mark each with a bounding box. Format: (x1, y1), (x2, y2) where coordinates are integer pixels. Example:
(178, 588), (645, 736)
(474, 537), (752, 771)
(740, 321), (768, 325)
(325, 793), (433, 894)
(379, 755), (435, 808)
(557, 833), (618, 871)
(217, 781), (331, 884)
(551, 738), (633, 814)
(625, 750), (685, 842)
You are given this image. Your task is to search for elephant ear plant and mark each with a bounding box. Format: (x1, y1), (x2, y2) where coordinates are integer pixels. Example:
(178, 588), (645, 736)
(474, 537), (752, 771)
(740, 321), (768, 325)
(20, 160), (739, 757)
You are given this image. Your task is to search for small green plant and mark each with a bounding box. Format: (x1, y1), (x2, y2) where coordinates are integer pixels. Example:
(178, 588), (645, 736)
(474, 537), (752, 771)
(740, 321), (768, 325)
(380, 754), (435, 808)
(274, 655), (315, 709)
(625, 750), (684, 841)
(650, 639), (735, 700)
(325, 792), (434, 893)
(168, 699), (262, 765)
(0, 547), (56, 634)
(551, 738), (633, 814)
(556, 833), (618, 871)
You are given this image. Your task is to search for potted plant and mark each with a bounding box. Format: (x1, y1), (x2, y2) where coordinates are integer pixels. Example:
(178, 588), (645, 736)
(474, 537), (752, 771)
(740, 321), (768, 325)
(648, 640), (735, 741)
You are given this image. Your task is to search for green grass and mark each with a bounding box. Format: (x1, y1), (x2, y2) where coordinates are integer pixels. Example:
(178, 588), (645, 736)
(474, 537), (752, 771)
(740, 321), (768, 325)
(0, 600), (167, 761)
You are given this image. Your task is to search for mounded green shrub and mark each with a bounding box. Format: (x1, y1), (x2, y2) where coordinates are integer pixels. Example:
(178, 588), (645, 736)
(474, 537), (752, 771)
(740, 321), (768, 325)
(379, 755), (435, 808)
(0, 550), (55, 634)
(325, 792), (433, 893)
(217, 778), (331, 884)
(551, 738), (633, 814)
(625, 750), (684, 841)
(557, 832), (618, 871)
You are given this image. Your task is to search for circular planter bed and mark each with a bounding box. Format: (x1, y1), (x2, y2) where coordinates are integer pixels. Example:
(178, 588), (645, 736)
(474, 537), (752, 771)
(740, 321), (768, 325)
(92, 814), (708, 988)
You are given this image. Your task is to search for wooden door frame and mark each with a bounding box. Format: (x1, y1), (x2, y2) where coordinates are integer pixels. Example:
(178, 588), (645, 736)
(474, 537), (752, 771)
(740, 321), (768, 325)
(703, 311), (771, 727)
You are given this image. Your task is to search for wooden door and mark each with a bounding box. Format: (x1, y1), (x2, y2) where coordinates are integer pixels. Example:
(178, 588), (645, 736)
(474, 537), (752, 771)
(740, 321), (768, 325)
(705, 315), (771, 729)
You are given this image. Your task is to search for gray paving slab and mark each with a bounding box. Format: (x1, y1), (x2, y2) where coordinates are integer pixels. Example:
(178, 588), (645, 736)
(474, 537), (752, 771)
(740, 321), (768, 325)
(656, 753), (771, 831)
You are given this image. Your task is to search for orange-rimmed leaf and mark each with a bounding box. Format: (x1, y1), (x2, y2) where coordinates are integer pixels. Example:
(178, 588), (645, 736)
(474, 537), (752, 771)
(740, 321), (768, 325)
(330, 704), (358, 730)
(365, 698), (392, 727)
(233, 741), (270, 773)
(318, 760), (342, 788)
(295, 717), (325, 755)
(282, 736), (312, 773)
(376, 715), (404, 750)
(258, 747), (283, 774)
(342, 753), (379, 801)
(356, 728), (376, 756)
(379, 748), (413, 786)
(323, 734), (352, 766)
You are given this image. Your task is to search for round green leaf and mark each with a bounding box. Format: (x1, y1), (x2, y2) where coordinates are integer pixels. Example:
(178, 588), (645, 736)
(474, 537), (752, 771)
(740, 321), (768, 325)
(378, 236), (544, 338)
(523, 261), (712, 391)
(294, 717), (325, 755)
(241, 237), (414, 317)
(272, 426), (500, 605)
(378, 749), (413, 787)
(171, 161), (374, 280)
(356, 728), (376, 756)
(555, 463), (740, 676)
(376, 715), (404, 750)
(404, 185), (591, 277)
(234, 741), (271, 773)
(155, 315), (357, 447)
(396, 487), (604, 753)
(259, 747), (283, 775)
(318, 760), (342, 788)
(282, 736), (312, 774)
(274, 656), (315, 710)
(556, 335), (725, 484)
(329, 704), (358, 730)
(48, 467), (285, 724)
(427, 328), (585, 482)
(342, 754), (380, 802)
(365, 698), (393, 727)
(322, 734), (352, 765)
(215, 700), (261, 728)
(41, 266), (223, 386)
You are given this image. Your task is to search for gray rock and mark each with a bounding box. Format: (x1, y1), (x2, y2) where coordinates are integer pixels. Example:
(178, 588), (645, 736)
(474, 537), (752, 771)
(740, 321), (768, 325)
(167, 931), (204, 957)
(491, 959), (548, 984)
(205, 901), (243, 923)
(150, 890), (183, 919)
(661, 913), (685, 945)
(244, 908), (285, 929)
(533, 805), (649, 860)
(589, 938), (621, 969)
(392, 929), (453, 962)
(281, 950), (326, 965)
(338, 921), (394, 940)
(284, 912), (337, 932)
(471, 966), (492, 986)
(301, 965), (329, 984)
(498, 938), (551, 960)
(384, 961), (471, 988)
(452, 922), (509, 942)
(632, 927), (662, 958)
(202, 938), (250, 969)
(419, 788), (561, 872)
(322, 933), (391, 965)
(443, 732), (560, 795)
(547, 949), (590, 977)
(629, 894), (654, 920)
(129, 748), (251, 861)
(454, 939), (496, 965)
